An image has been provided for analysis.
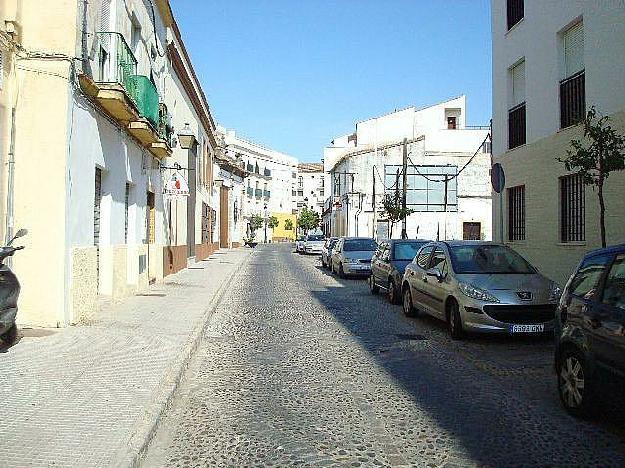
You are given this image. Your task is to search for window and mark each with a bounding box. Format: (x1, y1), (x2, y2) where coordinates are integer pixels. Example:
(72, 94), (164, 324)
(560, 173), (585, 242)
(602, 255), (625, 311)
(507, 185), (525, 241)
(254, 162), (259, 174)
(569, 254), (611, 299)
(509, 60), (526, 149)
(447, 117), (457, 130)
(560, 22), (585, 128)
(463, 222), (481, 240)
(384, 165), (458, 212)
(416, 245), (434, 269)
(507, 0), (524, 30)
(394, 242), (427, 261)
(429, 248), (448, 274)
(298, 176), (303, 189)
(201, 202), (210, 243)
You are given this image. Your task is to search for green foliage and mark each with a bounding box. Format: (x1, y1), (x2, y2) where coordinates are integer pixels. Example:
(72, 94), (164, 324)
(559, 106), (625, 247)
(268, 216), (279, 229)
(297, 207), (320, 233)
(284, 218), (294, 230)
(249, 214), (263, 233)
(380, 172), (414, 238)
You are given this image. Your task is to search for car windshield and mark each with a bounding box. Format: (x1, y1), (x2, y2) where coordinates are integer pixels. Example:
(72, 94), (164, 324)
(393, 242), (428, 261)
(344, 239), (377, 252)
(449, 244), (536, 274)
(307, 235), (324, 241)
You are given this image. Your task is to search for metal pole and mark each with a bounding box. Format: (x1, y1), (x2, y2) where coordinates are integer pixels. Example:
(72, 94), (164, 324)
(401, 138), (408, 239)
(372, 165), (376, 239)
(443, 176), (448, 240)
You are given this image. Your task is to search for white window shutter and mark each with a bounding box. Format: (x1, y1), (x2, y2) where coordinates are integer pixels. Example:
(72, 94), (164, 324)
(564, 22), (584, 78)
(511, 60), (526, 106)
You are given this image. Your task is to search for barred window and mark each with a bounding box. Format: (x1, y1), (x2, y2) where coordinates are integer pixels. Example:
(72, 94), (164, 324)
(560, 173), (585, 242)
(507, 185), (525, 241)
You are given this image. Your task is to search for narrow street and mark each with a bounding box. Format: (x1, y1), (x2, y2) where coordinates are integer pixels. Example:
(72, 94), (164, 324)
(142, 244), (625, 467)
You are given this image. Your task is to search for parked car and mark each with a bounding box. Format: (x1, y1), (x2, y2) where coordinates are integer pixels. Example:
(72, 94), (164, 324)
(321, 237), (339, 268)
(295, 236), (305, 253)
(555, 244), (625, 417)
(330, 237), (377, 278)
(303, 234), (325, 255)
(370, 239), (430, 304)
(402, 241), (561, 339)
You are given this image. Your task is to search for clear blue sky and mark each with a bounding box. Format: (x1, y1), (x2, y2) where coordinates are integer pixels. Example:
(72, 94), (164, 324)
(170, 0), (492, 162)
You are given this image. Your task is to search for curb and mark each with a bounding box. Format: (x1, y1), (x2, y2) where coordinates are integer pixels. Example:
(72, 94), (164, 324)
(112, 248), (253, 468)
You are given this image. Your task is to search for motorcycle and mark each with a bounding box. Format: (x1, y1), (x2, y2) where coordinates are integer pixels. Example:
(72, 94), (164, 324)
(0, 228), (27, 344)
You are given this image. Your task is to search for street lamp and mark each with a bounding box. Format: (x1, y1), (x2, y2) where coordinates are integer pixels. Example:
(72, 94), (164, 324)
(177, 123), (196, 150)
(263, 204), (268, 243)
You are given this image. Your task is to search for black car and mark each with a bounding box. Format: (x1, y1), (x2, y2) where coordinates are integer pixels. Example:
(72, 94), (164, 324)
(369, 239), (430, 304)
(555, 244), (625, 417)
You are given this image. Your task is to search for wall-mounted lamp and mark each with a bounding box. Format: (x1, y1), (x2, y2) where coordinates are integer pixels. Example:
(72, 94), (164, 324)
(177, 123), (196, 149)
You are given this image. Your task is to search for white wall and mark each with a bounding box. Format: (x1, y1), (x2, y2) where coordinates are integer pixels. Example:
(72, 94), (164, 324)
(491, 0), (625, 156)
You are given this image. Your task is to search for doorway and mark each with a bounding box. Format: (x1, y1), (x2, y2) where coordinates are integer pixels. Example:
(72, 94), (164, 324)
(220, 186), (229, 248)
(146, 191), (156, 284)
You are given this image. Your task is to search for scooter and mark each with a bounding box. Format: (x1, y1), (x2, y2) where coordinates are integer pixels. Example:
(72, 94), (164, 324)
(0, 228), (27, 344)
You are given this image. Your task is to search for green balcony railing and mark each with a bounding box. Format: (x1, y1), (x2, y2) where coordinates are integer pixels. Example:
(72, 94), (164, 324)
(96, 32), (137, 96)
(263, 190), (271, 198)
(247, 187), (253, 197)
(128, 75), (159, 129)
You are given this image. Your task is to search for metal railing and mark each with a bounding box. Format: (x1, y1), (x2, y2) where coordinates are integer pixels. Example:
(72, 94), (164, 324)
(263, 190), (271, 198)
(246, 187), (253, 197)
(95, 32), (137, 94)
(129, 75), (159, 129)
(255, 189), (263, 198)
(560, 71), (585, 129)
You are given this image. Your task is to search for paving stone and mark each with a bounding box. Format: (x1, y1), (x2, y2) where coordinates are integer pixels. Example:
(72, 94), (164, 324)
(141, 244), (625, 467)
(0, 248), (251, 467)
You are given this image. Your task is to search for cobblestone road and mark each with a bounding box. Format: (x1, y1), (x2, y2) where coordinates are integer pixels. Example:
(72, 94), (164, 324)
(142, 244), (625, 467)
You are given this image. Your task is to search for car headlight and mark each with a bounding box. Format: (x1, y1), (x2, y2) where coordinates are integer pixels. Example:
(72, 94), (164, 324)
(458, 283), (500, 303)
(549, 283), (562, 302)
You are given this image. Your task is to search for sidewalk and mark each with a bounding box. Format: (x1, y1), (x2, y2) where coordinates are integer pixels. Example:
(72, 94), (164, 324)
(0, 247), (251, 468)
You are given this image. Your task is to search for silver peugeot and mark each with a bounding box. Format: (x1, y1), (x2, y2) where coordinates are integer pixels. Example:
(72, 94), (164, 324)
(401, 241), (561, 339)
(330, 237), (377, 278)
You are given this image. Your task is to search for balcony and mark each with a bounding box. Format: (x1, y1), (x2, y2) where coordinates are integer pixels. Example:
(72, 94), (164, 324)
(263, 190), (271, 198)
(247, 187), (253, 197)
(508, 102), (526, 150)
(246, 163), (254, 172)
(78, 32), (171, 159)
(560, 71), (585, 129)
(264, 168), (272, 177)
(255, 189), (263, 198)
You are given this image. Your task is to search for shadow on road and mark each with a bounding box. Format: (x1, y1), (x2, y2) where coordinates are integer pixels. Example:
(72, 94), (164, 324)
(310, 280), (625, 466)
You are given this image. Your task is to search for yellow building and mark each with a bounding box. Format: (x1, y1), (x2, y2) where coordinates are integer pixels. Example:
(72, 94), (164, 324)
(271, 213), (296, 242)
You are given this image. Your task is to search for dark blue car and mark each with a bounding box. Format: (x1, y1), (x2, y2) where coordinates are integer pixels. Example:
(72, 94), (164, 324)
(555, 244), (625, 417)
(369, 239), (430, 304)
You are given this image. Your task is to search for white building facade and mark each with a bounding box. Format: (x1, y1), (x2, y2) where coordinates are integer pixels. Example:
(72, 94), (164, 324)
(223, 130), (298, 242)
(324, 96), (492, 242)
(491, 0), (625, 284)
(294, 163), (326, 218)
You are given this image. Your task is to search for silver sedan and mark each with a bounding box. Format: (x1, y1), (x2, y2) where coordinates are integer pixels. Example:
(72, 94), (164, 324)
(401, 241), (561, 339)
(330, 237), (377, 278)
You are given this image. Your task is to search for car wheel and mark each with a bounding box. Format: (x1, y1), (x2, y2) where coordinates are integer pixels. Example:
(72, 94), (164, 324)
(369, 275), (379, 294)
(402, 287), (417, 317)
(1, 324), (17, 344)
(388, 279), (399, 305)
(447, 299), (464, 340)
(557, 348), (595, 417)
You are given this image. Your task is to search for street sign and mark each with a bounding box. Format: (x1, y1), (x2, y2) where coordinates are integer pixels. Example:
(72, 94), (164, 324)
(491, 163), (505, 194)
(164, 171), (190, 197)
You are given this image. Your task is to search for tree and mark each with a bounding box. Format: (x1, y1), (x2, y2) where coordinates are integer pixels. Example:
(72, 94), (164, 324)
(247, 214), (263, 240)
(297, 207), (320, 234)
(284, 218), (294, 231)
(380, 170), (413, 239)
(268, 216), (279, 229)
(559, 106), (625, 247)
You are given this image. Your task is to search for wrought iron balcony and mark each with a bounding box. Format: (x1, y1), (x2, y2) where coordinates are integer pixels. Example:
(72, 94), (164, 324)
(263, 190), (271, 198)
(246, 187), (253, 197)
(255, 189), (263, 198)
(508, 102), (526, 150)
(560, 71), (585, 129)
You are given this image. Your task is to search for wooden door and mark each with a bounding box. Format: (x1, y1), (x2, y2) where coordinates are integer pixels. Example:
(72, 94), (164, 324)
(220, 186), (229, 248)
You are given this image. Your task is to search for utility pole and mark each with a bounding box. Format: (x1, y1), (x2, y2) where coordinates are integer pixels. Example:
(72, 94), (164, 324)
(401, 138), (408, 239)
(372, 166), (376, 239)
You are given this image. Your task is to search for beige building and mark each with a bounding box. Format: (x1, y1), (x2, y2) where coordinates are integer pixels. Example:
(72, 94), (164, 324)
(0, 0), (221, 327)
(491, 0), (625, 284)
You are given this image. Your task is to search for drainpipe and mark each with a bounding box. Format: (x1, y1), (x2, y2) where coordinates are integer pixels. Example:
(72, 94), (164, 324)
(354, 193), (363, 237)
(81, 0), (91, 76)
(4, 108), (16, 250)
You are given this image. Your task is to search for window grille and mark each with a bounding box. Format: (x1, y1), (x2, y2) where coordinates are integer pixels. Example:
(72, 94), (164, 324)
(507, 185), (525, 241)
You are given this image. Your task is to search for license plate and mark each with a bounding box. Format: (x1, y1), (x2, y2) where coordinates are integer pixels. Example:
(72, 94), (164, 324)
(510, 324), (544, 333)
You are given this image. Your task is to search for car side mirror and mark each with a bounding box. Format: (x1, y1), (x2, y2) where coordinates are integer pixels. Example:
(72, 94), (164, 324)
(427, 268), (444, 282)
